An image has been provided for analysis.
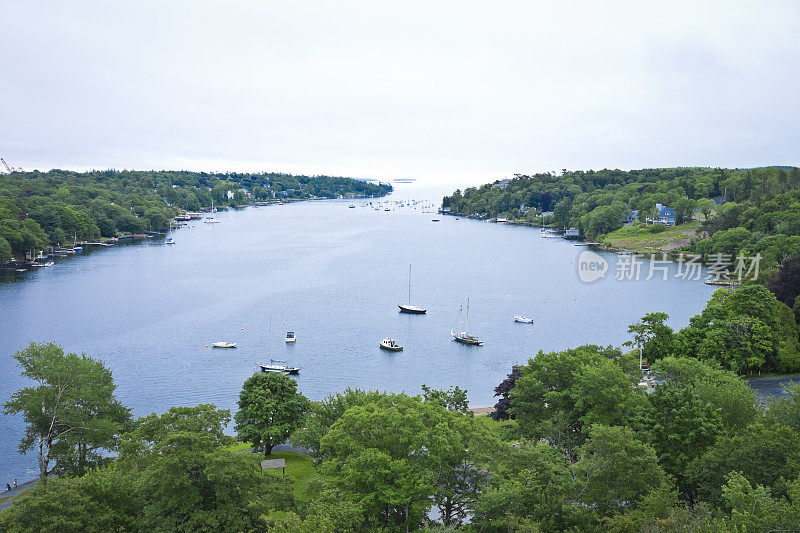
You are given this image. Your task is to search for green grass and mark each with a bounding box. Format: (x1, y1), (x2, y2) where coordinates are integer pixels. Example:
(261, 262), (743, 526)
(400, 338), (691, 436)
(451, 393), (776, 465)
(263, 451), (316, 496)
(476, 414), (517, 440)
(227, 442), (316, 496)
(601, 221), (700, 254)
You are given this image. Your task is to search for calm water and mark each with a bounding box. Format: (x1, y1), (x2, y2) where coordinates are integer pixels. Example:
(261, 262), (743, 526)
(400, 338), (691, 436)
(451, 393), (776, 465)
(0, 185), (722, 481)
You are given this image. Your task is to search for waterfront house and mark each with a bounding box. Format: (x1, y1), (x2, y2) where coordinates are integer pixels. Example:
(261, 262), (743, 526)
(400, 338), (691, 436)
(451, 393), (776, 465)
(648, 204), (676, 225)
(623, 209), (639, 225)
(491, 179), (511, 189)
(565, 227), (580, 238)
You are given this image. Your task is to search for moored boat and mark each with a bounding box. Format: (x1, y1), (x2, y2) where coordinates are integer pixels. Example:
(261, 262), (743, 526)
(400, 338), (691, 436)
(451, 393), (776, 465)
(285, 331), (296, 343)
(514, 315), (534, 323)
(398, 264), (426, 314)
(212, 342), (237, 348)
(258, 359), (300, 375)
(165, 237), (175, 245)
(379, 338), (403, 351)
(451, 330), (483, 346)
(452, 300), (483, 345)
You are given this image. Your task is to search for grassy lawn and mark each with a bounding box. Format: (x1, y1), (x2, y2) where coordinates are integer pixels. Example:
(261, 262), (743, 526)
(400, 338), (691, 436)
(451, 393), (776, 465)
(226, 442), (316, 496)
(476, 414), (517, 440)
(262, 451), (316, 496)
(601, 221), (700, 254)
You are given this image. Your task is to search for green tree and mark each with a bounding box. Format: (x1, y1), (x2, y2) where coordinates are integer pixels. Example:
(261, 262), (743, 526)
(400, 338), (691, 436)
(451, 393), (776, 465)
(646, 380), (723, 498)
(119, 404), (275, 531)
(574, 425), (666, 515)
(697, 197), (717, 220)
(0, 235), (11, 262)
(234, 372), (309, 456)
(319, 394), (485, 532)
(625, 312), (674, 363)
(3, 342), (131, 480)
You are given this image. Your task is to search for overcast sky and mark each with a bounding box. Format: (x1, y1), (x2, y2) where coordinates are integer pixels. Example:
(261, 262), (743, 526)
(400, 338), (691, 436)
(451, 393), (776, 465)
(2, 1), (798, 185)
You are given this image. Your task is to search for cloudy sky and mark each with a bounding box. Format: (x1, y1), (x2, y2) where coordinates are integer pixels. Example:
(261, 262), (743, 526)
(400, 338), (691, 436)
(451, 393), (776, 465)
(2, 1), (798, 185)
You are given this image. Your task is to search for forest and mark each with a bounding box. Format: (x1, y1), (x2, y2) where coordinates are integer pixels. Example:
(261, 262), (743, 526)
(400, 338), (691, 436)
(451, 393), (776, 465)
(442, 167), (800, 269)
(0, 169), (391, 263)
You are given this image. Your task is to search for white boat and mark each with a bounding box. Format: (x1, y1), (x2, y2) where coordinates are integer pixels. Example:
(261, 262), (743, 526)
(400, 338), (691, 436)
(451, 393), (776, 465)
(165, 237), (175, 245)
(204, 199), (221, 223)
(398, 264), (426, 314)
(258, 359), (300, 375)
(452, 300), (483, 345)
(44, 261), (54, 267)
(212, 342), (237, 349)
(285, 331), (296, 343)
(348, 204), (356, 208)
(514, 316), (534, 324)
(379, 338), (403, 352)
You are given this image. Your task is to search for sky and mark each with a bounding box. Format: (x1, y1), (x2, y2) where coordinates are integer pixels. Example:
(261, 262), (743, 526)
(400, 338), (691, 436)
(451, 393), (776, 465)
(2, 1), (799, 186)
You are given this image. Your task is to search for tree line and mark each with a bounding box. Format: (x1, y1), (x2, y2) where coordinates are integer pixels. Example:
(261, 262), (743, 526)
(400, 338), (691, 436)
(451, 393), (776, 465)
(4, 337), (800, 531)
(442, 166), (800, 268)
(0, 169), (391, 263)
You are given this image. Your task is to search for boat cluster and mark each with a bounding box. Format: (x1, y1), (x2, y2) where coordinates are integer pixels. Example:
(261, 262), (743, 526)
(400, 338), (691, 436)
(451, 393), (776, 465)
(210, 331), (301, 375)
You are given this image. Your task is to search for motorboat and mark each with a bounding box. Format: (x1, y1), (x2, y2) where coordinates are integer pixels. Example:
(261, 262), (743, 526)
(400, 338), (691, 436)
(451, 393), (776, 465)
(379, 338), (403, 351)
(285, 331), (296, 343)
(212, 342), (237, 349)
(258, 360), (300, 375)
(165, 237), (175, 245)
(514, 316), (534, 324)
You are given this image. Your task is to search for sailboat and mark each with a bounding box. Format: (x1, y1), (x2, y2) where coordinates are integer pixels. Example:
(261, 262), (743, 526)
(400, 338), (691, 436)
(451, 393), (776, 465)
(398, 264), (426, 314)
(451, 299), (483, 345)
(204, 198), (221, 224)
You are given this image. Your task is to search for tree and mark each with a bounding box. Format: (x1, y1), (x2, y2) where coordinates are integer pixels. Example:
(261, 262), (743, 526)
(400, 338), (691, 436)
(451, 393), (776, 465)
(674, 197), (697, 225)
(697, 197), (716, 220)
(292, 388), (383, 470)
(318, 394), (490, 532)
(0, 235), (11, 262)
(646, 381), (723, 498)
(235, 371), (309, 456)
(625, 312), (674, 363)
(689, 423), (800, 506)
(573, 425), (666, 515)
(490, 365), (522, 421)
(768, 252), (800, 310)
(420, 384), (470, 414)
(118, 404), (277, 531)
(3, 342), (131, 479)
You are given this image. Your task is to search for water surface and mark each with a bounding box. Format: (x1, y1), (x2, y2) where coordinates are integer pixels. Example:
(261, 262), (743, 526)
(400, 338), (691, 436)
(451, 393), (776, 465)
(1, 185), (721, 481)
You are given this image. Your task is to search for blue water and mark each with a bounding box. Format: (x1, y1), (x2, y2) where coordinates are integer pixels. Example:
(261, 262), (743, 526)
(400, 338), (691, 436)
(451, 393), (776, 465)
(0, 185), (722, 481)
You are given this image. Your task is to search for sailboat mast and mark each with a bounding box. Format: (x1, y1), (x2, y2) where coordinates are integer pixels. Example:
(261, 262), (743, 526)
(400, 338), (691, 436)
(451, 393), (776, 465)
(466, 298), (470, 329)
(408, 264), (412, 305)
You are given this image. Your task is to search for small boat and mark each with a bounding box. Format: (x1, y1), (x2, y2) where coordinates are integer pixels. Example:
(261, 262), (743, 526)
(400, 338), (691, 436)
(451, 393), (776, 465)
(431, 218), (440, 222)
(44, 261), (54, 267)
(514, 316), (534, 324)
(73, 246), (83, 252)
(398, 265), (426, 314)
(348, 205), (356, 208)
(278, 201), (284, 205)
(212, 342), (237, 349)
(132, 234), (147, 239)
(165, 237), (175, 245)
(379, 338), (403, 351)
(203, 217), (220, 224)
(285, 331), (296, 343)
(258, 359), (300, 375)
(384, 208), (391, 212)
